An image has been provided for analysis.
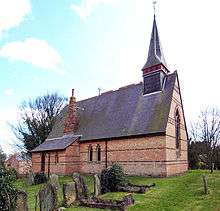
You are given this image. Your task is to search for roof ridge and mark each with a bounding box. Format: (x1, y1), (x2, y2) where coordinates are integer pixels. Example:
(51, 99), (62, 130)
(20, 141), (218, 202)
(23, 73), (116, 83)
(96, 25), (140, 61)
(47, 134), (81, 141)
(76, 82), (142, 104)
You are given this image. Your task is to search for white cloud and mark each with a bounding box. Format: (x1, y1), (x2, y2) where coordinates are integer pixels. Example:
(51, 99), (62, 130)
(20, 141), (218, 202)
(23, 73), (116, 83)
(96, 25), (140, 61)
(4, 88), (14, 96)
(0, 38), (64, 73)
(0, 0), (31, 37)
(71, 0), (120, 21)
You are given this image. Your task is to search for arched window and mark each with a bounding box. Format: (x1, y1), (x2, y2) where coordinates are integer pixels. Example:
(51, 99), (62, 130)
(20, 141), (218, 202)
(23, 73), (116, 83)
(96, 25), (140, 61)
(96, 145), (101, 162)
(175, 109), (181, 149)
(88, 145), (93, 162)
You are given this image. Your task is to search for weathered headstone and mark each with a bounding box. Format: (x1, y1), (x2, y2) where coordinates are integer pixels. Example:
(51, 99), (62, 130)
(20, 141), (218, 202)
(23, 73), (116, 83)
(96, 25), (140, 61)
(202, 175), (208, 194)
(58, 207), (66, 211)
(63, 182), (76, 207)
(50, 174), (60, 190)
(94, 174), (101, 196)
(15, 191), (29, 211)
(78, 193), (134, 211)
(26, 171), (35, 186)
(122, 194), (134, 207)
(72, 173), (88, 199)
(39, 183), (58, 211)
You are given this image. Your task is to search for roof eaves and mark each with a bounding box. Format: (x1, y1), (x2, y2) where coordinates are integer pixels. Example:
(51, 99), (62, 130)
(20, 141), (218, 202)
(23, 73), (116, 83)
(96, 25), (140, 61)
(31, 134), (81, 153)
(78, 131), (166, 142)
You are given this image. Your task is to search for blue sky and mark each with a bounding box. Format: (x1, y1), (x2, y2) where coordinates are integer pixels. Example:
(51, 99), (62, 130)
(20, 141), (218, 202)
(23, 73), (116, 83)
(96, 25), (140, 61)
(0, 0), (220, 154)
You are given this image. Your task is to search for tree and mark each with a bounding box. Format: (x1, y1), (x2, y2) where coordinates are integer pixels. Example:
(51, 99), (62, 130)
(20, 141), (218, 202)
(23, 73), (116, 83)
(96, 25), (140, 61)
(188, 140), (209, 169)
(0, 146), (6, 167)
(190, 108), (220, 173)
(0, 166), (18, 210)
(12, 93), (67, 155)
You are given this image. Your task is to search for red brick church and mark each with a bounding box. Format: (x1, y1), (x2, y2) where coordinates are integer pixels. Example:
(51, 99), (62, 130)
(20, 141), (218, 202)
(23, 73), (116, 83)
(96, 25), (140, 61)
(32, 15), (188, 177)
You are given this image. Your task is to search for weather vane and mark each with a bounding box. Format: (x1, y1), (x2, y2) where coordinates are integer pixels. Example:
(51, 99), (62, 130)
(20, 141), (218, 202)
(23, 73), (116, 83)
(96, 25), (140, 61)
(153, 0), (157, 15)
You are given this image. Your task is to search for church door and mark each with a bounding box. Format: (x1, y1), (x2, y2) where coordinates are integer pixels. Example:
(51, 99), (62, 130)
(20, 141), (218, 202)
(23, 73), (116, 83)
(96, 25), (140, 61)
(41, 152), (46, 172)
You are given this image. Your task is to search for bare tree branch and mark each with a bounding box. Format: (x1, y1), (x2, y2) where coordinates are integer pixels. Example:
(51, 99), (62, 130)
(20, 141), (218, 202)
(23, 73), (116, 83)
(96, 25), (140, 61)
(10, 92), (67, 156)
(189, 108), (220, 173)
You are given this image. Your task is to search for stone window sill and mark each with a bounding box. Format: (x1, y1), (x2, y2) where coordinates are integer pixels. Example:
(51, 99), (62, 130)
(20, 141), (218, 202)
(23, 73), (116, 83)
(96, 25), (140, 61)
(87, 161), (102, 164)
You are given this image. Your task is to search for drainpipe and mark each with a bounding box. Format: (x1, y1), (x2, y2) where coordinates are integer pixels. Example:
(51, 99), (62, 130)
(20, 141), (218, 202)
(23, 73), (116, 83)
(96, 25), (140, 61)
(105, 140), (108, 168)
(48, 152), (50, 177)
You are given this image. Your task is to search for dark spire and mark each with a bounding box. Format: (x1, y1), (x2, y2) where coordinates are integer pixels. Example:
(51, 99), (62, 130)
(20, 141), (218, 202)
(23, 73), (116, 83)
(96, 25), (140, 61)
(142, 15), (167, 71)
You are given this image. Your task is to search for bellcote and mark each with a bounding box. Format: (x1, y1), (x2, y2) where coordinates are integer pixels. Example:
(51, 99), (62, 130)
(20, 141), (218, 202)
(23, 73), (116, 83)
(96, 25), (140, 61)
(142, 15), (169, 95)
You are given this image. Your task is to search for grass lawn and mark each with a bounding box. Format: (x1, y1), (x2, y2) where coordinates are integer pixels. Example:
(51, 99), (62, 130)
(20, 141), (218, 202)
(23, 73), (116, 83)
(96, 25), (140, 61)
(14, 170), (220, 211)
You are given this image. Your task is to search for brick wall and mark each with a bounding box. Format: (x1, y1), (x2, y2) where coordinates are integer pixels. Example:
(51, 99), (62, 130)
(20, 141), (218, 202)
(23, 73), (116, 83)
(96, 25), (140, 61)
(32, 153), (41, 173)
(17, 160), (32, 176)
(65, 142), (80, 175)
(32, 141), (80, 176)
(79, 136), (167, 177)
(32, 151), (67, 175)
(5, 155), (19, 172)
(5, 155), (31, 177)
(165, 77), (188, 176)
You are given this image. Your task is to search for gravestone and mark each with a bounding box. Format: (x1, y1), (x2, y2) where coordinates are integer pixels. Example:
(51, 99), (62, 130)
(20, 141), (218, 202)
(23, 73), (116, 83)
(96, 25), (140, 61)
(39, 183), (58, 211)
(94, 174), (101, 196)
(26, 171), (35, 186)
(15, 191), (29, 211)
(63, 182), (76, 207)
(122, 194), (135, 207)
(118, 182), (155, 194)
(50, 174), (60, 190)
(202, 175), (208, 194)
(78, 193), (134, 211)
(72, 173), (88, 199)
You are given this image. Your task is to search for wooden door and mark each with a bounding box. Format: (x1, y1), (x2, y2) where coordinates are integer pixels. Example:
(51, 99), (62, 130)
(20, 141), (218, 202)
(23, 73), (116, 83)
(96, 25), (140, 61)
(41, 152), (46, 172)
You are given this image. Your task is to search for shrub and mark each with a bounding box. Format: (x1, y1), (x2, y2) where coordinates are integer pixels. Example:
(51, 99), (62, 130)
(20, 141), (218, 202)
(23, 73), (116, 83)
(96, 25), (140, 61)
(100, 163), (127, 194)
(0, 167), (17, 211)
(198, 161), (208, 170)
(7, 168), (18, 181)
(34, 172), (48, 184)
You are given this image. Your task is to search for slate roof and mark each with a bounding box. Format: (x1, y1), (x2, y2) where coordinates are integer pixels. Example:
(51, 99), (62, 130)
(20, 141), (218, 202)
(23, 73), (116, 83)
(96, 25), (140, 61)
(32, 134), (80, 152)
(47, 71), (177, 142)
(142, 15), (167, 70)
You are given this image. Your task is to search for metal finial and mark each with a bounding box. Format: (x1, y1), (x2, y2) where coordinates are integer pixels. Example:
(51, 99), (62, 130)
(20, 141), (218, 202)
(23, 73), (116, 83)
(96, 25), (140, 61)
(153, 0), (157, 15)
(98, 88), (101, 96)
(72, 89), (74, 97)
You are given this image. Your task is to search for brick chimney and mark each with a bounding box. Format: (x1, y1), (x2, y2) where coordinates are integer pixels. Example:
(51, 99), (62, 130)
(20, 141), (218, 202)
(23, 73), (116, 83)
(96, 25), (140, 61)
(64, 89), (77, 134)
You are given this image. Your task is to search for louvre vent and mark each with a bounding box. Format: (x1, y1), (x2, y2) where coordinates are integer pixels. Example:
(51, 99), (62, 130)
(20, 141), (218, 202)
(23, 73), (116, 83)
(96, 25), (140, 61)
(143, 71), (165, 95)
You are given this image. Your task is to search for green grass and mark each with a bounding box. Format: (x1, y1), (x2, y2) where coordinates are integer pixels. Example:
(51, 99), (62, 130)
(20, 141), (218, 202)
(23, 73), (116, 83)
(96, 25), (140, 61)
(14, 170), (220, 211)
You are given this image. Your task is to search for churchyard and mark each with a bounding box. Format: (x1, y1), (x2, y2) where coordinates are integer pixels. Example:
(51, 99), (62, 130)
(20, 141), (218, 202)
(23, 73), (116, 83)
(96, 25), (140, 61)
(13, 170), (220, 211)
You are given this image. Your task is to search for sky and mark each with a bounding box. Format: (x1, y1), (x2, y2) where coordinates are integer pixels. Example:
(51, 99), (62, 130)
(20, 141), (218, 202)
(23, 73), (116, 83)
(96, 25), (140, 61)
(0, 0), (220, 154)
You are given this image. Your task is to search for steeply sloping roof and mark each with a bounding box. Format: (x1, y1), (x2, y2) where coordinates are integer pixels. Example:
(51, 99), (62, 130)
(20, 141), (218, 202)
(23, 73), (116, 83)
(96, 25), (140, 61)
(48, 71), (177, 142)
(32, 134), (80, 152)
(142, 15), (167, 70)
